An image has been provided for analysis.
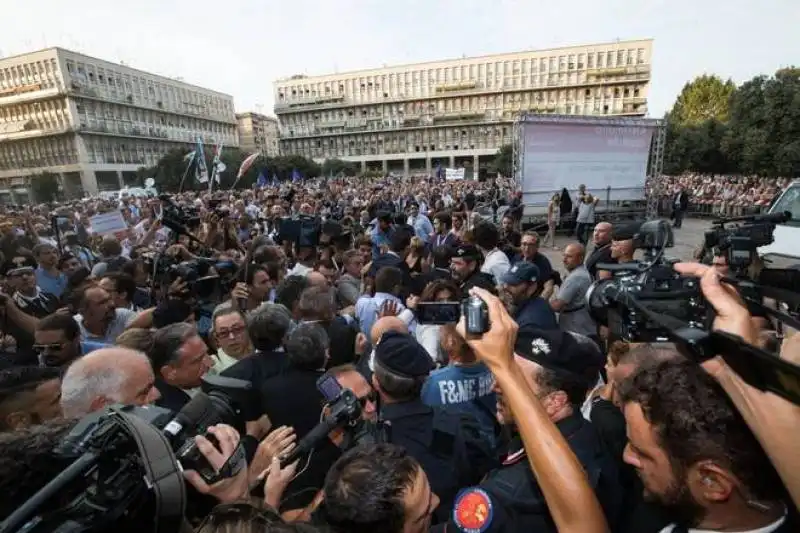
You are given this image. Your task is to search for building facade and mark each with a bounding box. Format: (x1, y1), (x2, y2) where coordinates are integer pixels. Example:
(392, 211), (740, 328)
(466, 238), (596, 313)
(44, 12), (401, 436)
(236, 112), (280, 157)
(0, 47), (237, 202)
(274, 39), (652, 177)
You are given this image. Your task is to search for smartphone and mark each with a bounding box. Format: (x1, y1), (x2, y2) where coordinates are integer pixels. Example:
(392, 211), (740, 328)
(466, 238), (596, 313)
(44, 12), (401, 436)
(316, 374), (343, 402)
(415, 302), (461, 325)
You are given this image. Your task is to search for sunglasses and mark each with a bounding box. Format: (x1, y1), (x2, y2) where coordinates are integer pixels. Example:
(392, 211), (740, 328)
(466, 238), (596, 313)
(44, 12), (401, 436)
(359, 391), (377, 407)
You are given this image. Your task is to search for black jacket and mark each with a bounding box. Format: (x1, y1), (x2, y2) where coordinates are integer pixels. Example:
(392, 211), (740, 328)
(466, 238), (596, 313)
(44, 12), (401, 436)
(585, 242), (615, 280)
(154, 379), (192, 412)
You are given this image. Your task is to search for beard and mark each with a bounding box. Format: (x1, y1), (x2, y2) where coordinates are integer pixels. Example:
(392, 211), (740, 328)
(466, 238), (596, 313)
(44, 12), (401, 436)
(641, 472), (706, 528)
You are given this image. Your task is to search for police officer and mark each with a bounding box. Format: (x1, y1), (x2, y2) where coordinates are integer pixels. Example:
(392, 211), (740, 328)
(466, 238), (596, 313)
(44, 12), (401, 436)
(433, 327), (624, 533)
(449, 244), (496, 293)
(371, 330), (495, 524)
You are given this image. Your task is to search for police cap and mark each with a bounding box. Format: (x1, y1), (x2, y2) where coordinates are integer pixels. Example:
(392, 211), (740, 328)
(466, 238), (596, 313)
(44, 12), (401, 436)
(514, 327), (604, 387)
(374, 330), (434, 378)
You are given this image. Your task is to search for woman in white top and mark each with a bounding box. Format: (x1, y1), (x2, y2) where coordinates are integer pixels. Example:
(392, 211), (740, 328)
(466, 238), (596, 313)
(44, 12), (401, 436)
(406, 279), (462, 364)
(542, 193), (561, 248)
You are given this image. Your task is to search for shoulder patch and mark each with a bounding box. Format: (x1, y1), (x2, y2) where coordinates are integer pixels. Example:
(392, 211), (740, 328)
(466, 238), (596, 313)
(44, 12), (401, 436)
(453, 488), (493, 533)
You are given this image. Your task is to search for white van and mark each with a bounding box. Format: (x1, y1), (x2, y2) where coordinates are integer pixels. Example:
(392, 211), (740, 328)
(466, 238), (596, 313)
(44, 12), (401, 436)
(758, 180), (800, 269)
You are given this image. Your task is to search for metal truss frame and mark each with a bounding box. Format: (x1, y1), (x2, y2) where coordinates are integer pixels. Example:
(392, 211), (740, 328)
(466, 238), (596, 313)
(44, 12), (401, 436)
(512, 113), (666, 217)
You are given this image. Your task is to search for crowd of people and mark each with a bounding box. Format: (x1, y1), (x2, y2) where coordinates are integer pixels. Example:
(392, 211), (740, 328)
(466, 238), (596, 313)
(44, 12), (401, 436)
(649, 173), (792, 217)
(0, 173), (797, 533)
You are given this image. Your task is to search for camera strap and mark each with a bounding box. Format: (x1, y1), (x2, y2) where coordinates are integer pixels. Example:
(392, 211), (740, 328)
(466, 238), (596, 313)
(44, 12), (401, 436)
(112, 408), (187, 533)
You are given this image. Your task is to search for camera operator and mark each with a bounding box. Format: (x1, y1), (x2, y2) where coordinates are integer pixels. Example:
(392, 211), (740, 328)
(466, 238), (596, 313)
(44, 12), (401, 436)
(148, 323), (214, 412)
(0, 366), (61, 431)
(619, 358), (791, 532)
(673, 261), (800, 508)
(60, 347), (160, 417)
(371, 330), (494, 523)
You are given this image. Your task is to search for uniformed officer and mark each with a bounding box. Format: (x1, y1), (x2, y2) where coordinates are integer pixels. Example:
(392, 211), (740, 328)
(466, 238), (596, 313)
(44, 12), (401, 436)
(450, 244), (496, 293)
(432, 327), (624, 533)
(371, 330), (496, 524)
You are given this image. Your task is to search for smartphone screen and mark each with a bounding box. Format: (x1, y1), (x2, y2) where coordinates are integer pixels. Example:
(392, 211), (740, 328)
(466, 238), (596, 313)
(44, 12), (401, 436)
(317, 374), (343, 402)
(416, 302), (461, 325)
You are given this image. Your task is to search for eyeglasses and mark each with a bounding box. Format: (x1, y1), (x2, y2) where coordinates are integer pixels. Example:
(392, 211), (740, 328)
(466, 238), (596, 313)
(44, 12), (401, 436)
(359, 391), (377, 407)
(215, 325), (246, 338)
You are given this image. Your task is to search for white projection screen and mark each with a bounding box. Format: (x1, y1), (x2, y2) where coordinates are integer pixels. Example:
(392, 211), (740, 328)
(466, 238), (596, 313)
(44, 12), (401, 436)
(519, 118), (657, 206)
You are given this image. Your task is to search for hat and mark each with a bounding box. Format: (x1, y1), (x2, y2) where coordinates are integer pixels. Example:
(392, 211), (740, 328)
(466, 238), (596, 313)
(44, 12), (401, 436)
(2, 254), (37, 276)
(374, 330), (434, 378)
(612, 221), (643, 241)
(499, 261), (539, 285)
(514, 327), (604, 387)
(453, 243), (482, 261)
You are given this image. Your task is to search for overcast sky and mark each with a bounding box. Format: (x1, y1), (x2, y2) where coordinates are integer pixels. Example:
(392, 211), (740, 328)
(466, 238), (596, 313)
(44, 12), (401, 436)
(3, 0), (798, 117)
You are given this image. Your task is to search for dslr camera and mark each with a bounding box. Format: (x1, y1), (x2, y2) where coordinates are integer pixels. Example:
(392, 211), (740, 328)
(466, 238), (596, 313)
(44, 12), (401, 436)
(702, 211), (790, 273)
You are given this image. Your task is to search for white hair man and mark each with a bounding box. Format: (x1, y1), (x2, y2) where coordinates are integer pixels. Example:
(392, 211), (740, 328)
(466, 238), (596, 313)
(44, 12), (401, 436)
(60, 347), (161, 417)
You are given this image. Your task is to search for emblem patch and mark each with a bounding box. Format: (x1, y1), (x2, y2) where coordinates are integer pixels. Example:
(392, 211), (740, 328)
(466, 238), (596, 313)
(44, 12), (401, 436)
(453, 488), (493, 532)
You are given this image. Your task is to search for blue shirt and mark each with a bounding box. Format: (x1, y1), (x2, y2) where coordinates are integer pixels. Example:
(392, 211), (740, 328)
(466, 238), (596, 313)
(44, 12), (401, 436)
(35, 267), (67, 299)
(407, 214), (433, 244)
(514, 297), (558, 330)
(421, 363), (498, 448)
(355, 292), (413, 338)
(370, 226), (394, 259)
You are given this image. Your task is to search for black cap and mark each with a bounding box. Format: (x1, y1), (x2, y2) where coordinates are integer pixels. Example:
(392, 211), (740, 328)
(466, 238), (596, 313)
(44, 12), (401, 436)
(453, 243), (482, 261)
(499, 261), (539, 285)
(612, 221), (643, 241)
(2, 254), (37, 276)
(374, 330), (434, 378)
(376, 210), (393, 223)
(514, 327), (604, 387)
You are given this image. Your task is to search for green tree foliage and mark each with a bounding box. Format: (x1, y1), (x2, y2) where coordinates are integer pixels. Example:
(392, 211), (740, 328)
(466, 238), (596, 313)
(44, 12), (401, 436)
(321, 158), (360, 177)
(490, 144), (513, 177)
(29, 172), (61, 203)
(668, 74), (736, 127)
(664, 68), (800, 177)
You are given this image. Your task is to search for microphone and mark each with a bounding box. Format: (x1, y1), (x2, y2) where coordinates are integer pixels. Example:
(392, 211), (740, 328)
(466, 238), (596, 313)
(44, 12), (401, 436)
(279, 414), (341, 469)
(162, 392), (215, 441)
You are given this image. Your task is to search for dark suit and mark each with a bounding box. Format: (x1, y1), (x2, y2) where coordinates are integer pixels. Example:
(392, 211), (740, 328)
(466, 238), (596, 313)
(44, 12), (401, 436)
(326, 316), (358, 368)
(154, 379), (192, 412)
(672, 191), (689, 228)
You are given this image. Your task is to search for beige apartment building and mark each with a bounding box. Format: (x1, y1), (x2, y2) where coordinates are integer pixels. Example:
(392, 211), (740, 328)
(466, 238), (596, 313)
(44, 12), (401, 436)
(274, 39), (652, 177)
(0, 47), (237, 202)
(236, 111), (280, 157)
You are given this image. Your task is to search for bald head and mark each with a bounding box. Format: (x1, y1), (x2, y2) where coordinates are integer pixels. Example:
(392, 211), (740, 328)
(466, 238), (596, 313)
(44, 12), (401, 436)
(61, 347), (160, 417)
(370, 316), (408, 346)
(593, 222), (612, 246)
(307, 271), (329, 288)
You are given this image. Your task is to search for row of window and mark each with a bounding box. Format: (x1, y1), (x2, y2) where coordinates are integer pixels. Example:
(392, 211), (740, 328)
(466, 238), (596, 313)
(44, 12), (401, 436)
(280, 84), (646, 129)
(0, 136), (78, 170)
(277, 47), (649, 101)
(83, 138), (186, 167)
(75, 100), (235, 141)
(65, 58), (233, 119)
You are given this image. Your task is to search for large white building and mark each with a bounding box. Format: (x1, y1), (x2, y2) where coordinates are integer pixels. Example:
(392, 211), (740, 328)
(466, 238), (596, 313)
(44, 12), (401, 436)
(0, 47), (237, 202)
(274, 39), (652, 177)
(236, 112), (280, 157)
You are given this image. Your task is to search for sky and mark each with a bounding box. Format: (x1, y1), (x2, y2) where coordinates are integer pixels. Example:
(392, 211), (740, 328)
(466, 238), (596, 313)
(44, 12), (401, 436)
(2, 0), (798, 118)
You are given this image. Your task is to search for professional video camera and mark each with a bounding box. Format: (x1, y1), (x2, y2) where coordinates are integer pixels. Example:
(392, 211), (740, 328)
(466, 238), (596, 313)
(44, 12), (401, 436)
(0, 375), (255, 533)
(585, 219), (800, 408)
(159, 194), (201, 236)
(702, 211), (791, 273)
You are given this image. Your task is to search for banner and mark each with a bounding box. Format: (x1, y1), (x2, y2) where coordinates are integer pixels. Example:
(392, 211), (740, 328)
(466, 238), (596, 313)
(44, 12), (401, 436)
(445, 168), (465, 181)
(90, 211), (128, 240)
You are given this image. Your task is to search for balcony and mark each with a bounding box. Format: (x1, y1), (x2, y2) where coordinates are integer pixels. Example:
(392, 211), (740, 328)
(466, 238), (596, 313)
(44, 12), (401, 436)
(68, 83), (236, 124)
(0, 84), (66, 106)
(274, 94), (346, 112)
(434, 81), (479, 93)
(433, 111), (485, 123)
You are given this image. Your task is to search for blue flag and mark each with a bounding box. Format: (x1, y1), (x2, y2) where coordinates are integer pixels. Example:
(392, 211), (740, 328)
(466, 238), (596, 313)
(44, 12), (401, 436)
(271, 173), (279, 186)
(291, 168), (302, 183)
(257, 170), (268, 188)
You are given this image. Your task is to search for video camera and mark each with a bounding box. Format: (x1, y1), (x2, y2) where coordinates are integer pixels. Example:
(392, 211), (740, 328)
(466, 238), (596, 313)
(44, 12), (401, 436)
(702, 211), (791, 272)
(159, 194), (201, 236)
(0, 375), (255, 533)
(585, 219), (800, 408)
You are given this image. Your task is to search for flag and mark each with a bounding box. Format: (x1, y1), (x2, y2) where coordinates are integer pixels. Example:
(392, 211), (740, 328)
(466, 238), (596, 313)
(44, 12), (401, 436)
(257, 171), (268, 188)
(271, 173), (279, 187)
(434, 163), (443, 179)
(291, 168), (302, 183)
(183, 150), (196, 162)
(237, 152), (260, 179)
(195, 138), (209, 184)
(212, 144), (223, 183)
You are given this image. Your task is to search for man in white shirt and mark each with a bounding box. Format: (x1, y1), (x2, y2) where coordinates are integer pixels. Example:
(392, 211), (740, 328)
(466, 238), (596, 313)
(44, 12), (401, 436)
(473, 221), (510, 285)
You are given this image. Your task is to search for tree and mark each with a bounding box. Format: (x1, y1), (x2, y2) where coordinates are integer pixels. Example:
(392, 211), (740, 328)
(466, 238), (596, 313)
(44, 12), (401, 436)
(29, 172), (60, 203)
(490, 144), (513, 177)
(321, 158), (359, 177)
(668, 74), (736, 127)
